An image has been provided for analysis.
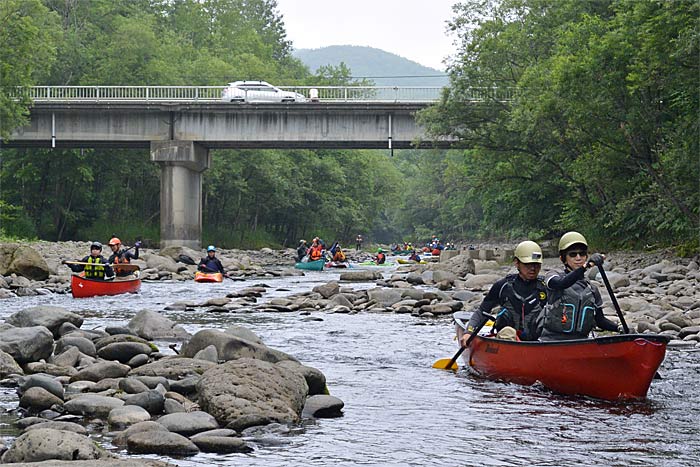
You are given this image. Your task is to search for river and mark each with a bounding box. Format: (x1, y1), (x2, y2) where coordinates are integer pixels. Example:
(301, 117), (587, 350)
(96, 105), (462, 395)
(1, 269), (699, 466)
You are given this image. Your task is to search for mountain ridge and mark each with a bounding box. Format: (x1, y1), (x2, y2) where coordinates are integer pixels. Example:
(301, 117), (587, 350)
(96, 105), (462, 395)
(294, 45), (448, 87)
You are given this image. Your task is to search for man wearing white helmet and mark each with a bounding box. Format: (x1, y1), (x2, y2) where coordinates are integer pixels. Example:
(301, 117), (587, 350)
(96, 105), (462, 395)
(460, 240), (548, 344)
(537, 231), (621, 341)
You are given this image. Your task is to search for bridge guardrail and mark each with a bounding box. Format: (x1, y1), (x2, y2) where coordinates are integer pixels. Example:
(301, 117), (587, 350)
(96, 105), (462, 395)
(11, 86), (515, 103)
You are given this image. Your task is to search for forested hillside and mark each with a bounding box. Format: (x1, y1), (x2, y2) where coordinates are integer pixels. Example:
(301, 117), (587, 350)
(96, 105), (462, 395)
(0, 0), (697, 253)
(294, 45), (449, 86)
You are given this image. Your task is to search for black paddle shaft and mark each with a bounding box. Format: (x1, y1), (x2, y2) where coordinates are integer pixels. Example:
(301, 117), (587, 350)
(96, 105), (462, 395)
(597, 263), (630, 334)
(445, 314), (495, 369)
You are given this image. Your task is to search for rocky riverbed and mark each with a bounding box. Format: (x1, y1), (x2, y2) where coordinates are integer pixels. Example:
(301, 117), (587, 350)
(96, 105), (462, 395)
(0, 241), (698, 465)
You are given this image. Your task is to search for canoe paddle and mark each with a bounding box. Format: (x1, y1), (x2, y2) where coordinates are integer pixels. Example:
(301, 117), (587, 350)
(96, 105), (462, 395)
(596, 260), (662, 379)
(432, 315), (493, 371)
(595, 261), (629, 333)
(63, 261), (140, 271)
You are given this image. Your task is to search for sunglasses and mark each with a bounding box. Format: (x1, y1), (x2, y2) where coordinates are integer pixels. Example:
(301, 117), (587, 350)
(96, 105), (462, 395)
(567, 250), (588, 258)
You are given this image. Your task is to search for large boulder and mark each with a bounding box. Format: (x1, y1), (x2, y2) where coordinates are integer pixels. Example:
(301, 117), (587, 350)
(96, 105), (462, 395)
(0, 428), (111, 463)
(339, 270), (383, 281)
(0, 243), (49, 280)
(367, 288), (403, 307)
(0, 349), (23, 377)
(7, 305), (83, 338)
(0, 326), (54, 364)
(197, 358), (309, 430)
(146, 254), (186, 274)
(128, 310), (189, 340)
(180, 329), (296, 364)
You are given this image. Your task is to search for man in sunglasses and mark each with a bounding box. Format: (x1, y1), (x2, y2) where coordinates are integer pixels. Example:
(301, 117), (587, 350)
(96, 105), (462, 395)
(460, 240), (548, 344)
(537, 231), (620, 341)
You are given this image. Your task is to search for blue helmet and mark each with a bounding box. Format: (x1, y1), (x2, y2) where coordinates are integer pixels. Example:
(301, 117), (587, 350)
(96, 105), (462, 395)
(207, 245), (216, 252)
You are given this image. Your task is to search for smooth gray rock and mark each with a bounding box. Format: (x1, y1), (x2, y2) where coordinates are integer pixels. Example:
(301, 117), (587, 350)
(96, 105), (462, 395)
(0, 428), (110, 463)
(119, 377), (150, 394)
(126, 431), (199, 456)
(127, 310), (189, 340)
(0, 349), (23, 377)
(19, 386), (64, 411)
(156, 411), (219, 436)
(55, 335), (97, 357)
(0, 326), (54, 364)
(123, 389), (165, 415)
(64, 394), (125, 417)
(70, 361), (131, 382)
(180, 329), (296, 364)
(6, 305), (83, 338)
(109, 405), (152, 428)
(193, 345), (218, 363)
(18, 374), (64, 399)
(197, 358), (308, 430)
(24, 420), (87, 435)
(191, 435), (252, 453)
(98, 342), (153, 363)
(111, 420), (169, 447)
(302, 394), (345, 418)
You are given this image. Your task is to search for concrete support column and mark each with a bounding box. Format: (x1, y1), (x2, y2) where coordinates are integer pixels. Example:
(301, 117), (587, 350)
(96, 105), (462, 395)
(150, 141), (211, 249)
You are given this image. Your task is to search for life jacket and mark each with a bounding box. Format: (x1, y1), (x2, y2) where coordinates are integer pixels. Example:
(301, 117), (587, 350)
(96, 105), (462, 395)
(539, 279), (597, 339)
(432, 248), (441, 256)
(113, 251), (131, 275)
(494, 275), (547, 341)
(309, 245), (323, 260)
(85, 256), (105, 279)
(333, 250), (346, 262)
(376, 253), (386, 264)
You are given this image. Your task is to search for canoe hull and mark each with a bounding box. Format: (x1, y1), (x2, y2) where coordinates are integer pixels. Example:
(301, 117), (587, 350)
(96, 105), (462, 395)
(325, 261), (349, 268)
(194, 272), (224, 283)
(396, 258), (426, 264)
(71, 274), (141, 298)
(457, 326), (668, 401)
(294, 259), (325, 271)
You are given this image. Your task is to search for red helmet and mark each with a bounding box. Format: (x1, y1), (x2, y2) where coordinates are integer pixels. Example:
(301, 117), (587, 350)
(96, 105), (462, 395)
(109, 237), (121, 246)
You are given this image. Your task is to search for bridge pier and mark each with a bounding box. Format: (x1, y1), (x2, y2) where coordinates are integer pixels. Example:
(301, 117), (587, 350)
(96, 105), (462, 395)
(150, 141), (211, 249)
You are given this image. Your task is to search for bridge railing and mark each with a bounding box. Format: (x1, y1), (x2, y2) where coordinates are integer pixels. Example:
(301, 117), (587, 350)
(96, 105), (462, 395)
(14, 86), (515, 103)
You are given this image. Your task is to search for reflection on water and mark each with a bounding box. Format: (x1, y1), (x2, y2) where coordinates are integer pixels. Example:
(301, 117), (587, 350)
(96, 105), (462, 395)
(0, 271), (699, 466)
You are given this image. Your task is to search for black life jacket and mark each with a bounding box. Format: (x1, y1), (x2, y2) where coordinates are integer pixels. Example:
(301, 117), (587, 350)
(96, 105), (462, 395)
(494, 275), (547, 341)
(540, 279), (597, 339)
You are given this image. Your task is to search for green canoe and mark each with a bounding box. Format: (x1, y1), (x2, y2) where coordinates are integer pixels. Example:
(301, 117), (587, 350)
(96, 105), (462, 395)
(294, 259), (325, 271)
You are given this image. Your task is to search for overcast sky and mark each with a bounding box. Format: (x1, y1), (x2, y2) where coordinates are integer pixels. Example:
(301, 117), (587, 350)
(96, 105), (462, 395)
(275, 0), (459, 71)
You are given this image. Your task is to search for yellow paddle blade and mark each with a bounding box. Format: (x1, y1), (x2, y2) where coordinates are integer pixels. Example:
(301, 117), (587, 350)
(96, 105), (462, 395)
(432, 358), (459, 371)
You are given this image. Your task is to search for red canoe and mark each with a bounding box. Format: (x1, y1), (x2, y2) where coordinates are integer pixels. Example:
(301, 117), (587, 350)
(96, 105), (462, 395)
(71, 273), (141, 298)
(194, 271), (224, 283)
(456, 324), (668, 401)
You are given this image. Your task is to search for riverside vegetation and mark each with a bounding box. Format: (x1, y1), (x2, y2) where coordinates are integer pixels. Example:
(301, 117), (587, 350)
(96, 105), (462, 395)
(1, 0), (697, 252)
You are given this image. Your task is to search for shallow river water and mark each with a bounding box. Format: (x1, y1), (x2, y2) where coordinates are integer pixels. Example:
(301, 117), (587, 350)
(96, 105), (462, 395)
(1, 269), (699, 466)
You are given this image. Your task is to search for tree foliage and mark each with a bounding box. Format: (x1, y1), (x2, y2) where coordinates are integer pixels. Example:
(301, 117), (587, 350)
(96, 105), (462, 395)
(417, 0), (699, 248)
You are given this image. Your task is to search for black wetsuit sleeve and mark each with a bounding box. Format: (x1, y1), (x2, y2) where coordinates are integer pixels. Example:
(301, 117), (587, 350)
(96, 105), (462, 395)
(465, 278), (506, 333)
(127, 249), (139, 261)
(545, 267), (585, 290)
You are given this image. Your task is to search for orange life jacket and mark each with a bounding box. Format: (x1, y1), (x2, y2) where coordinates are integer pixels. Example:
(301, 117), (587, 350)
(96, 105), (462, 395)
(309, 245), (323, 260)
(113, 253), (131, 275)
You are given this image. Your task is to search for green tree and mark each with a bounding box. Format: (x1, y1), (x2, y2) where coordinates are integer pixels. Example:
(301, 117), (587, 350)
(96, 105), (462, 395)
(0, 0), (60, 138)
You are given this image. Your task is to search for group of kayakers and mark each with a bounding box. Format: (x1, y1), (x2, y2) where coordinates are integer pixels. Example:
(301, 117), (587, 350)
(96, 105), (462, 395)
(64, 238), (228, 280)
(460, 231), (623, 344)
(297, 237), (348, 264)
(62, 236), (142, 280)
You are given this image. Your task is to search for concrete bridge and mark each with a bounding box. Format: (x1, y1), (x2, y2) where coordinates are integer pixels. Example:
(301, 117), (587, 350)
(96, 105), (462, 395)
(1, 86), (512, 248)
